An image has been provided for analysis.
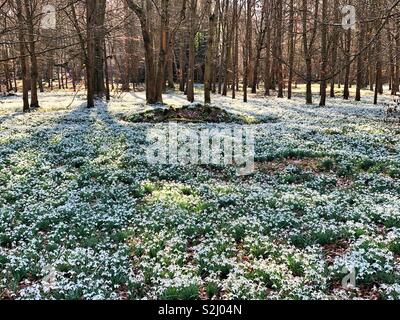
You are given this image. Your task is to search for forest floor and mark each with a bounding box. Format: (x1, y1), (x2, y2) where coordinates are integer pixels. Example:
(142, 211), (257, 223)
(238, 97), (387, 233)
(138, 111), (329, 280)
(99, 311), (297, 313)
(1, 86), (400, 300)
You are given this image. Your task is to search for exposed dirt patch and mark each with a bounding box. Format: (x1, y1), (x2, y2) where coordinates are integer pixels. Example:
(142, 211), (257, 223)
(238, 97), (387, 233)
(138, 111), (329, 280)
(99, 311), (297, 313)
(256, 158), (321, 174)
(323, 240), (350, 266)
(121, 104), (278, 124)
(335, 177), (354, 188)
(117, 284), (130, 300)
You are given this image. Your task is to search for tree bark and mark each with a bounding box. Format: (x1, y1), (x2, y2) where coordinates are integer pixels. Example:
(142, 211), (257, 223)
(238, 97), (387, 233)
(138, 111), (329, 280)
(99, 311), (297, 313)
(178, 32), (187, 92)
(302, 0), (313, 104)
(264, 8), (271, 96)
(23, 0), (40, 108)
(393, 20), (400, 95)
(276, 0), (284, 98)
(374, 25), (382, 104)
(329, 0), (340, 98)
(243, 0), (252, 102)
(222, 0), (232, 97)
(155, 0), (170, 103)
(319, 0), (328, 106)
(343, 30), (351, 100)
(86, 0), (96, 108)
(356, 18), (366, 101)
(93, 0), (106, 97)
(288, 0), (295, 100)
(15, 0), (29, 112)
(186, 0), (197, 103)
(126, 0), (160, 104)
(204, 0), (216, 104)
(251, 0), (267, 94)
(232, 0), (239, 99)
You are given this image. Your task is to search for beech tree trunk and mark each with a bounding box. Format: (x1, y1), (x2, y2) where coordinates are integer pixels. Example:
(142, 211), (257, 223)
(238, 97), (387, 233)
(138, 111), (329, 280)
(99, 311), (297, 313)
(356, 16), (366, 101)
(86, 0), (98, 108)
(155, 0), (170, 103)
(343, 30), (351, 100)
(126, 0), (160, 104)
(264, 9), (271, 96)
(23, 0), (39, 108)
(187, 0), (196, 103)
(302, 0), (313, 104)
(329, 0), (340, 98)
(251, 0), (267, 94)
(166, 35), (175, 90)
(94, 0), (106, 97)
(288, 0), (295, 100)
(15, 0), (29, 112)
(393, 20), (400, 95)
(178, 32), (187, 93)
(243, 0), (252, 102)
(232, 0), (238, 99)
(374, 27), (382, 104)
(222, 0), (232, 97)
(276, 0), (284, 98)
(204, 0), (216, 104)
(319, 0), (328, 106)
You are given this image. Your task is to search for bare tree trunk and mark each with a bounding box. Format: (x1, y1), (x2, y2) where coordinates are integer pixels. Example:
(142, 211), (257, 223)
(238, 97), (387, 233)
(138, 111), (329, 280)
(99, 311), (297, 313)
(126, 0), (160, 104)
(276, 0), (284, 98)
(166, 35), (175, 89)
(204, 0), (216, 104)
(319, 0), (328, 106)
(212, 0), (221, 94)
(329, 0), (340, 98)
(343, 30), (351, 100)
(302, 0), (313, 104)
(23, 0), (40, 108)
(232, 0), (238, 99)
(264, 9), (271, 96)
(394, 20), (400, 95)
(356, 17), (366, 101)
(251, 0), (267, 94)
(217, 1), (226, 95)
(13, 60), (18, 92)
(368, 40), (375, 91)
(187, 0), (196, 103)
(86, 0), (96, 108)
(58, 67), (62, 90)
(15, 0), (29, 112)
(374, 27), (382, 104)
(288, 0), (295, 100)
(388, 28), (396, 95)
(243, 0), (251, 102)
(247, 0), (254, 89)
(143, 31), (158, 104)
(178, 32), (187, 92)
(104, 42), (111, 101)
(93, 0), (106, 97)
(222, 0), (232, 97)
(155, 0), (170, 103)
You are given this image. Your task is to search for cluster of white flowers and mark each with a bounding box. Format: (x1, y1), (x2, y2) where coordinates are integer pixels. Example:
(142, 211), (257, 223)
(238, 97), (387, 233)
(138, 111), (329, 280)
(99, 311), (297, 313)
(0, 90), (399, 300)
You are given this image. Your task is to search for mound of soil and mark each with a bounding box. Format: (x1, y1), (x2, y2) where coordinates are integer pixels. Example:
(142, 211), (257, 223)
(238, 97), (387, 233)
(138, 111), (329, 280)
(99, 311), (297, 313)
(122, 104), (278, 124)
